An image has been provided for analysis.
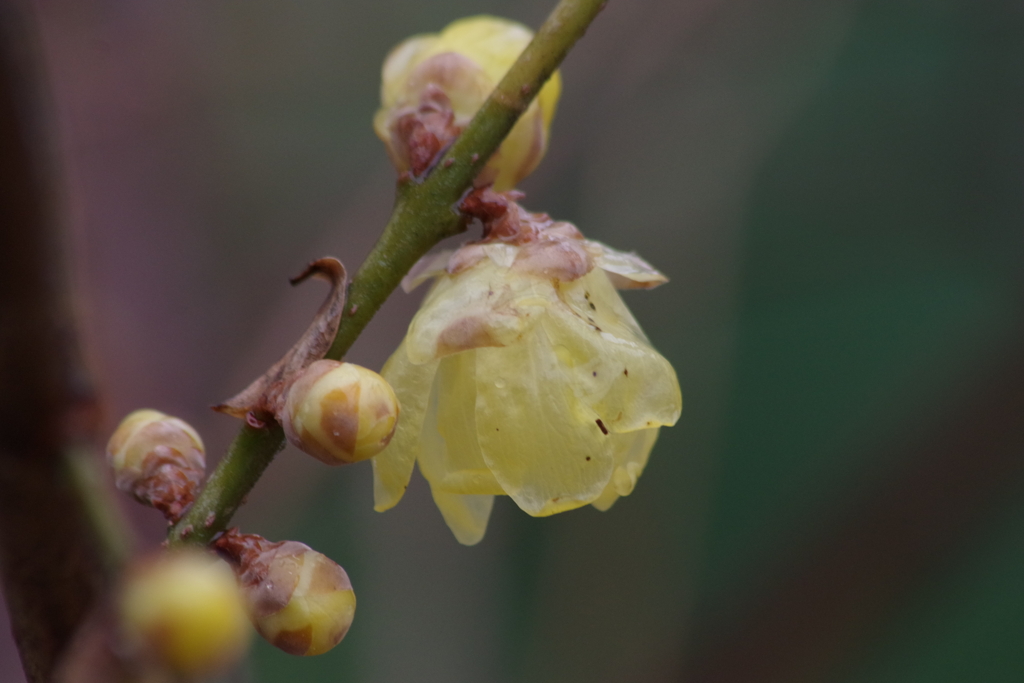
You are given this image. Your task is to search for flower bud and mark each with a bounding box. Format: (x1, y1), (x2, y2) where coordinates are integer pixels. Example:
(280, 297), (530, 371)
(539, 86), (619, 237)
(118, 550), (251, 678)
(281, 359), (400, 465)
(106, 409), (205, 520)
(217, 531), (356, 656)
(374, 15), (561, 190)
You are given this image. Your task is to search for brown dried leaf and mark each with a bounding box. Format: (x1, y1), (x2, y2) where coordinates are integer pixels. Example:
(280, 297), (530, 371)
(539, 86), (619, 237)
(459, 186), (516, 224)
(214, 258), (347, 420)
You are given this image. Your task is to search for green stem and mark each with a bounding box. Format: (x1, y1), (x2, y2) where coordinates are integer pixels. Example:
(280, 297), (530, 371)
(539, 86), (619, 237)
(169, 0), (608, 547)
(169, 423), (285, 546)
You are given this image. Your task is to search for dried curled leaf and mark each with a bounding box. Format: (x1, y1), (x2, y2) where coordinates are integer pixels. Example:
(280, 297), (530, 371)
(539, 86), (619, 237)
(215, 258), (348, 420)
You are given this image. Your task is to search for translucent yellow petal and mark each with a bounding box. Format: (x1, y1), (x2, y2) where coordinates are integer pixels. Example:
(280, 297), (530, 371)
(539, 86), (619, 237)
(372, 340), (438, 512)
(434, 16), (532, 82)
(475, 324), (615, 516)
(591, 428), (659, 511)
(418, 351), (504, 495)
(436, 352), (505, 494)
(401, 250), (454, 293)
(380, 17), (536, 121)
(405, 260), (552, 364)
(430, 490), (495, 546)
(561, 266), (648, 341)
(545, 269), (682, 432)
(588, 481), (619, 512)
(416, 361), (496, 544)
(380, 35), (437, 108)
(489, 103), (548, 191)
(404, 52), (492, 121)
(433, 17), (561, 156)
(586, 240), (669, 289)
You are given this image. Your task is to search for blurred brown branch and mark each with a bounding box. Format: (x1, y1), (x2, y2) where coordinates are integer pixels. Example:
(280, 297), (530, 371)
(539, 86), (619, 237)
(0, 2), (119, 680)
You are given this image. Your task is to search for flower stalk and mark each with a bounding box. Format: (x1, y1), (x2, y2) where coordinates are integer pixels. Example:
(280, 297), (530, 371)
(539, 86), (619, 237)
(169, 0), (610, 547)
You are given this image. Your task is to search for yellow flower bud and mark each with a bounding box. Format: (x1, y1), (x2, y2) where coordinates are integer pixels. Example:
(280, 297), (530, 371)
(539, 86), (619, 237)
(233, 538), (356, 656)
(281, 359), (400, 465)
(106, 409), (205, 519)
(118, 550), (251, 678)
(374, 15), (561, 190)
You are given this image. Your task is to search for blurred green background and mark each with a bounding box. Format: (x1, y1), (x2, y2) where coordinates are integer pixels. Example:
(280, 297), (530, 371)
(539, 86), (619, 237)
(3, 0), (1023, 681)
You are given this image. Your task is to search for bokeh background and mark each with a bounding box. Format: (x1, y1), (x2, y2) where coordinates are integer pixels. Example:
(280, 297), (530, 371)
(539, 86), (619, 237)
(3, 0), (1024, 681)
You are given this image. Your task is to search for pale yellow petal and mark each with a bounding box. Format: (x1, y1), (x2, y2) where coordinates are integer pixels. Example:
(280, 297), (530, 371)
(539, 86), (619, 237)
(433, 17), (560, 156)
(418, 351), (504, 495)
(588, 479), (620, 512)
(481, 243), (519, 268)
(586, 240), (669, 289)
(489, 102), (547, 191)
(591, 428), (659, 511)
(401, 250), (454, 293)
(546, 269), (682, 432)
(403, 52), (491, 122)
(416, 363), (496, 544)
(444, 243), (517, 274)
(435, 352), (505, 494)
(561, 266), (649, 341)
(405, 260), (551, 364)
(434, 16), (532, 83)
(372, 340), (437, 512)
(430, 490), (495, 546)
(475, 324), (615, 516)
(380, 35), (437, 108)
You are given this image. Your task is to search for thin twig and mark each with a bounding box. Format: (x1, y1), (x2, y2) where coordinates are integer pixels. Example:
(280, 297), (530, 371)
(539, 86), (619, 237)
(169, 0), (609, 547)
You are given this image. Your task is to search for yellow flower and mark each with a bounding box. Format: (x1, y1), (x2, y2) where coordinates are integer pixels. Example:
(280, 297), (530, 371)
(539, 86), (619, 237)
(372, 198), (681, 544)
(374, 15), (561, 190)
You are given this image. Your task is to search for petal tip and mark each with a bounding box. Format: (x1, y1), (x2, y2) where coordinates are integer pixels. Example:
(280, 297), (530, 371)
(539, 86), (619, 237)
(587, 240), (669, 289)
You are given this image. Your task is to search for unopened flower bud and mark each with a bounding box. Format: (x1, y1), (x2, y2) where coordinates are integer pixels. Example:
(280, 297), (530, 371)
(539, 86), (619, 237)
(118, 550), (251, 678)
(374, 15), (561, 190)
(106, 409), (205, 520)
(281, 359), (400, 465)
(216, 531), (356, 656)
